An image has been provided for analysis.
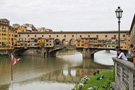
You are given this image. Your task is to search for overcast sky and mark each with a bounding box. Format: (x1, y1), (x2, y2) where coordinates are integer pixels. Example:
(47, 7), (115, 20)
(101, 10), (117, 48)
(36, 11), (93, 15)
(0, 0), (135, 31)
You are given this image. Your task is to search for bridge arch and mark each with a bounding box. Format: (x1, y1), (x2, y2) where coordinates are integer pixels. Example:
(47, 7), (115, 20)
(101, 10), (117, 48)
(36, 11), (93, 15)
(54, 39), (61, 46)
(62, 39), (67, 46)
(62, 67), (68, 76)
(69, 39), (76, 46)
(70, 68), (76, 77)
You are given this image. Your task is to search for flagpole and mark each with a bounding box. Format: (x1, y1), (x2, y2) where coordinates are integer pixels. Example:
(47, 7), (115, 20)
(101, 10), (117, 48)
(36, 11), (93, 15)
(11, 50), (13, 90)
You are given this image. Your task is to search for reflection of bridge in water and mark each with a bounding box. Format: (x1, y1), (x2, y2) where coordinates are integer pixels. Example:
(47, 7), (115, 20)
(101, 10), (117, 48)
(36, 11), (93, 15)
(37, 60), (111, 83)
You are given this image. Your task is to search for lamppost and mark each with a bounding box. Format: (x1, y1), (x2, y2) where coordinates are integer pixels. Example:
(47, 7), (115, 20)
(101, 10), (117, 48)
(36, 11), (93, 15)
(115, 6), (123, 47)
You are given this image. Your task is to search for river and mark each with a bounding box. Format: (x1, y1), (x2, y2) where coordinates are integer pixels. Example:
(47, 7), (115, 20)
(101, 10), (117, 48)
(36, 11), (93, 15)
(0, 50), (116, 90)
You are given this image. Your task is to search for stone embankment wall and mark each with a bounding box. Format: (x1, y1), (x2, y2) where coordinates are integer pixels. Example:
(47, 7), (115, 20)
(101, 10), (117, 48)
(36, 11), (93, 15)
(0, 50), (9, 55)
(13, 48), (41, 56)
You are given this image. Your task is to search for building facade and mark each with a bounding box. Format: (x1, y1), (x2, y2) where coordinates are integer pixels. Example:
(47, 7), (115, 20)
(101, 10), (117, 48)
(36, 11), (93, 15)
(0, 19), (13, 50)
(18, 31), (130, 50)
(129, 14), (135, 46)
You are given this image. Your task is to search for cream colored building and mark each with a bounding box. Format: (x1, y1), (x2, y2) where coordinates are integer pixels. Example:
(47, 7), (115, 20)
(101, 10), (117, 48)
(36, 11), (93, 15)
(18, 31), (130, 50)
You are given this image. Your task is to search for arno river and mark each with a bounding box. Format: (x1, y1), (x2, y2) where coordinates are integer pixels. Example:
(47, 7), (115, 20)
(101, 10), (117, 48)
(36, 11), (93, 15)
(0, 50), (116, 90)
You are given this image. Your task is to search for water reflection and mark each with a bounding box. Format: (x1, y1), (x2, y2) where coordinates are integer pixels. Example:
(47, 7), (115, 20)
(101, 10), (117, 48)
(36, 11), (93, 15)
(94, 50), (116, 65)
(0, 50), (113, 90)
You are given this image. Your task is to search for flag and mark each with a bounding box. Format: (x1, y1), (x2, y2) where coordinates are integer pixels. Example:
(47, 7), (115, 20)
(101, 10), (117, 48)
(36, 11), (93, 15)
(11, 54), (20, 65)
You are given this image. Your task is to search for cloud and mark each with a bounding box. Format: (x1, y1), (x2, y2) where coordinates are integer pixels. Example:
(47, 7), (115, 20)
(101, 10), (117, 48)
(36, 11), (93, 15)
(0, 0), (135, 31)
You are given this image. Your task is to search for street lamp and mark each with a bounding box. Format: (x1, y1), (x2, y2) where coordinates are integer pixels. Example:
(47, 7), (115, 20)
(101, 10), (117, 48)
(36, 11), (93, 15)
(115, 6), (123, 47)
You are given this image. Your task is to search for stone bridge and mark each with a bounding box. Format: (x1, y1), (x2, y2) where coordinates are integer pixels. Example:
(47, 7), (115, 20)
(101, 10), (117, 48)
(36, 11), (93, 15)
(14, 45), (117, 59)
(14, 31), (129, 58)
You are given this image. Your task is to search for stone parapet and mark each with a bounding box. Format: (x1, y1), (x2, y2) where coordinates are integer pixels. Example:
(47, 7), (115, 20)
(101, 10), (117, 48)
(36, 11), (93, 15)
(112, 57), (135, 90)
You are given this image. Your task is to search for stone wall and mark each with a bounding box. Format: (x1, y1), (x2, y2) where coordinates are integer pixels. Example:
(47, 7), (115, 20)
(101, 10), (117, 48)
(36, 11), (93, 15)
(130, 22), (135, 46)
(0, 50), (9, 55)
(111, 57), (135, 90)
(13, 48), (41, 56)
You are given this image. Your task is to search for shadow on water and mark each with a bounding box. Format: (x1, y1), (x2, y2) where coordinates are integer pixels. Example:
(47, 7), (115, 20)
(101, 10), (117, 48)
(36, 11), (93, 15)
(0, 50), (114, 90)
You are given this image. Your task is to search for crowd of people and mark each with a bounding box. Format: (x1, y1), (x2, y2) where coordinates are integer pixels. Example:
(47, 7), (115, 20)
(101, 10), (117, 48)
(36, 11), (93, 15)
(115, 44), (135, 65)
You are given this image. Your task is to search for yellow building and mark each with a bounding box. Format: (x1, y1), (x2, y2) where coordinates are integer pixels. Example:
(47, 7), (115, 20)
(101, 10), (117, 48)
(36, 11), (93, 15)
(8, 26), (15, 49)
(17, 25), (27, 33)
(14, 28), (18, 47)
(76, 38), (84, 48)
(0, 19), (10, 50)
(76, 36), (129, 50)
(38, 38), (54, 48)
(0, 19), (17, 50)
(38, 38), (47, 47)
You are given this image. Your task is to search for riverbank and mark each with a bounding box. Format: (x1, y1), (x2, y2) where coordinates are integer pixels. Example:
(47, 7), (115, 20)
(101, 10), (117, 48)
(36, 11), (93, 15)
(72, 70), (113, 90)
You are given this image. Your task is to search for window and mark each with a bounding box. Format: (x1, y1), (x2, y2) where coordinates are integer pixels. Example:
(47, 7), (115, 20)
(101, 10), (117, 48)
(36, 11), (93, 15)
(114, 35), (116, 38)
(112, 46), (115, 47)
(96, 35), (98, 38)
(19, 35), (21, 37)
(57, 35), (58, 37)
(80, 35), (82, 37)
(105, 35), (107, 37)
(72, 35), (74, 37)
(88, 35), (90, 37)
(35, 35), (36, 37)
(64, 35), (66, 37)
(42, 35), (44, 37)
(28, 35), (29, 37)
(49, 35), (51, 37)
(123, 35), (125, 37)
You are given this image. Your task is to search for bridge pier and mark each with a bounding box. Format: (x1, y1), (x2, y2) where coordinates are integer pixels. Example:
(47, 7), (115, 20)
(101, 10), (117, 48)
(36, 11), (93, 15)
(41, 47), (45, 57)
(41, 48), (50, 57)
(83, 48), (95, 59)
(106, 50), (110, 53)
